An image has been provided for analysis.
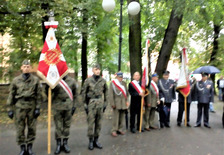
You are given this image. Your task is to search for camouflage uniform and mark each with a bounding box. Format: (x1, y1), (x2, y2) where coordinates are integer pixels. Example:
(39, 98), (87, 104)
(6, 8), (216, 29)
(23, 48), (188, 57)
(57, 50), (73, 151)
(7, 74), (42, 145)
(81, 76), (108, 138)
(52, 76), (77, 139)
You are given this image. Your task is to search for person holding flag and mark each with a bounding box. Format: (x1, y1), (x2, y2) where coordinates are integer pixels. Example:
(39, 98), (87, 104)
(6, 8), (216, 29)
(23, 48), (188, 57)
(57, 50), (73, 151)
(51, 75), (77, 154)
(7, 60), (42, 155)
(109, 71), (129, 137)
(128, 72), (145, 133)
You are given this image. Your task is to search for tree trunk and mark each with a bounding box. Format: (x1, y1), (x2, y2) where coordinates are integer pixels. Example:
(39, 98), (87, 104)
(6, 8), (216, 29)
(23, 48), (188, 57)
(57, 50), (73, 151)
(209, 24), (221, 95)
(155, 9), (183, 77)
(128, 0), (142, 80)
(81, 10), (88, 85)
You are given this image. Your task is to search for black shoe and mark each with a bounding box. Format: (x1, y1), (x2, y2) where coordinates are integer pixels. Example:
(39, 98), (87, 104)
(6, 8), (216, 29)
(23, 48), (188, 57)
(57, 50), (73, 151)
(93, 137), (103, 149)
(19, 144), (26, 155)
(27, 143), (35, 155)
(187, 123), (191, 127)
(164, 123), (170, 128)
(131, 128), (136, 133)
(88, 138), (94, 150)
(160, 123), (164, 128)
(177, 122), (181, 127)
(194, 124), (201, 127)
(204, 124), (211, 128)
(55, 139), (61, 154)
(210, 110), (216, 113)
(63, 138), (71, 153)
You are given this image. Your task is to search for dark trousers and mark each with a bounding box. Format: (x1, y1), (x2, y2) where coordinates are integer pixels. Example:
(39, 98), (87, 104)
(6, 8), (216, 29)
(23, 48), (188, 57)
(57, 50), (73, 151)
(196, 103), (209, 125)
(158, 102), (171, 125)
(130, 103), (141, 130)
(177, 102), (191, 124)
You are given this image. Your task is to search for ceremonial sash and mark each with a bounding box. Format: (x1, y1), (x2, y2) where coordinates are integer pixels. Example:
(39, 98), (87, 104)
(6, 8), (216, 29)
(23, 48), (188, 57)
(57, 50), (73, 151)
(151, 81), (159, 96)
(112, 79), (127, 99)
(59, 80), (73, 101)
(131, 80), (143, 94)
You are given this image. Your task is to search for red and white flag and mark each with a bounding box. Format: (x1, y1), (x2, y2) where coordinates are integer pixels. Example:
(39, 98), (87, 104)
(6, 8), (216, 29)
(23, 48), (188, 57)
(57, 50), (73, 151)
(141, 39), (150, 92)
(176, 48), (190, 97)
(112, 79), (127, 99)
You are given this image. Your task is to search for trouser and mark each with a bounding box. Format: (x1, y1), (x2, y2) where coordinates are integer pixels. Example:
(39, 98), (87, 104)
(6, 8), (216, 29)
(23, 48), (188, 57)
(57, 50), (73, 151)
(196, 103), (209, 125)
(144, 107), (156, 128)
(130, 103), (141, 130)
(53, 109), (72, 139)
(218, 88), (223, 101)
(87, 108), (103, 138)
(111, 109), (125, 133)
(15, 108), (37, 145)
(159, 102), (171, 125)
(177, 102), (191, 124)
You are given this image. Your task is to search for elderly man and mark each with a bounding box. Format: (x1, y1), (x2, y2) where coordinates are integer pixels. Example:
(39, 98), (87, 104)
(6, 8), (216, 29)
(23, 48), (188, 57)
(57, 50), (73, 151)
(194, 72), (214, 128)
(7, 60), (42, 155)
(109, 71), (129, 137)
(144, 73), (160, 130)
(128, 72), (144, 133)
(81, 64), (108, 150)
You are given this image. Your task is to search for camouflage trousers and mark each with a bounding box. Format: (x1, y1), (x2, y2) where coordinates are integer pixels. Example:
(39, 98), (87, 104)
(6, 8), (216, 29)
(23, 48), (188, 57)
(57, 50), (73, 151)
(53, 110), (72, 140)
(144, 107), (156, 128)
(111, 109), (125, 133)
(15, 108), (37, 145)
(87, 107), (103, 138)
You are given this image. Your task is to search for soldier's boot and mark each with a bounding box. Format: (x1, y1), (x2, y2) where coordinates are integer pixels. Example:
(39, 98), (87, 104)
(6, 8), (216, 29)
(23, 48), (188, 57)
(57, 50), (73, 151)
(88, 138), (94, 150)
(93, 137), (103, 149)
(19, 144), (26, 155)
(63, 138), (70, 153)
(54, 139), (61, 154)
(27, 143), (35, 155)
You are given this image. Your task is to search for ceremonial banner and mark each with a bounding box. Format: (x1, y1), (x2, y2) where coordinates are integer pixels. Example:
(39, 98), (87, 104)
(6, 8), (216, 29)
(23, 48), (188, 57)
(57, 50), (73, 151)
(37, 21), (68, 89)
(176, 48), (190, 97)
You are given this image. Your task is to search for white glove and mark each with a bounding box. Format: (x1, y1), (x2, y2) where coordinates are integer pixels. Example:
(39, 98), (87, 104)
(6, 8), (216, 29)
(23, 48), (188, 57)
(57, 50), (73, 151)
(209, 102), (213, 105)
(160, 97), (165, 103)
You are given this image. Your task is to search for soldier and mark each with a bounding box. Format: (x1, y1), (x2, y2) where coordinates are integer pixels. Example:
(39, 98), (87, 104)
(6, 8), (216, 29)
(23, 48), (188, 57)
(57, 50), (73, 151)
(6, 60), (42, 155)
(158, 70), (176, 128)
(81, 64), (108, 150)
(52, 75), (77, 154)
(144, 73), (160, 131)
(128, 72), (145, 133)
(109, 71), (129, 137)
(194, 72), (214, 128)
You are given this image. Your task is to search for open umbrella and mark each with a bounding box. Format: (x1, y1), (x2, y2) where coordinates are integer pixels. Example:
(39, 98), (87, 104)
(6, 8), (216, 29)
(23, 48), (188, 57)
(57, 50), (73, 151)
(193, 65), (220, 74)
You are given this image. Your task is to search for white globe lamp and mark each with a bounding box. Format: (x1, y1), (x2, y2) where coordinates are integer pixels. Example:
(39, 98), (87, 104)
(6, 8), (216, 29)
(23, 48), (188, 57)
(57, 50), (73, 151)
(102, 0), (116, 12)
(128, 1), (140, 15)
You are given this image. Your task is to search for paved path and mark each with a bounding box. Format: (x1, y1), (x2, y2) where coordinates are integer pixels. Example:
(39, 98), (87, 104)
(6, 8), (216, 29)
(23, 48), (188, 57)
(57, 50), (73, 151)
(0, 97), (224, 155)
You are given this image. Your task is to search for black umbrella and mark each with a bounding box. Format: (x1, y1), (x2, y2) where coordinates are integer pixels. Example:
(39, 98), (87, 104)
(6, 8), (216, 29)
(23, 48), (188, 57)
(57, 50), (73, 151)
(193, 65), (220, 74)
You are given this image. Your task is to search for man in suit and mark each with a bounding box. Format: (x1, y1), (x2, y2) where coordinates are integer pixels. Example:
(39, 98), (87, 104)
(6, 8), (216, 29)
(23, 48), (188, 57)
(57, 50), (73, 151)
(128, 72), (144, 133)
(158, 70), (176, 128)
(194, 72), (214, 128)
(109, 72), (129, 137)
(144, 73), (160, 130)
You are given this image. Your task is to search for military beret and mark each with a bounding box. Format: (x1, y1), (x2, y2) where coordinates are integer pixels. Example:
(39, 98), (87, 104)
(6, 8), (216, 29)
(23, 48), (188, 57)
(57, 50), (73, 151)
(116, 71), (123, 77)
(92, 64), (101, 69)
(152, 73), (158, 77)
(22, 59), (31, 65)
(163, 70), (170, 75)
(201, 72), (208, 76)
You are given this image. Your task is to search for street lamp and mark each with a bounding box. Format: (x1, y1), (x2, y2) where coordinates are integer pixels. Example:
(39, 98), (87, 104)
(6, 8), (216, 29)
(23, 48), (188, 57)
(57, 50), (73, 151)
(102, 0), (140, 71)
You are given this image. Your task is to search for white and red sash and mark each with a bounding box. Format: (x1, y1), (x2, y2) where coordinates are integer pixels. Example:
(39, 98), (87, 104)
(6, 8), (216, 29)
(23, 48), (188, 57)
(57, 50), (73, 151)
(131, 80), (143, 94)
(59, 80), (73, 101)
(151, 80), (159, 96)
(112, 79), (127, 99)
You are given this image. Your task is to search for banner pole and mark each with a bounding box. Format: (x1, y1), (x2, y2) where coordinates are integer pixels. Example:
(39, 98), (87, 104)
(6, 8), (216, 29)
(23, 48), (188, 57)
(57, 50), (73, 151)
(139, 96), (144, 133)
(184, 96), (187, 127)
(48, 87), (52, 154)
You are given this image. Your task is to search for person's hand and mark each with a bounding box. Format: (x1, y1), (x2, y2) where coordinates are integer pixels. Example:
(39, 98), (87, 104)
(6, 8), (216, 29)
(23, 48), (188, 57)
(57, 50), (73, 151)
(157, 100), (160, 105)
(111, 105), (116, 109)
(85, 107), (88, 115)
(71, 107), (76, 116)
(139, 92), (144, 97)
(147, 103), (151, 107)
(8, 111), (14, 119)
(126, 102), (130, 107)
(34, 108), (40, 118)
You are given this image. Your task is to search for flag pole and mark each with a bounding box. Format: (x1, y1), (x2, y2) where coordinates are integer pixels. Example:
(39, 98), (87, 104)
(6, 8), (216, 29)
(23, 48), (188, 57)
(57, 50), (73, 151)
(184, 96), (187, 126)
(139, 95), (144, 133)
(48, 87), (52, 154)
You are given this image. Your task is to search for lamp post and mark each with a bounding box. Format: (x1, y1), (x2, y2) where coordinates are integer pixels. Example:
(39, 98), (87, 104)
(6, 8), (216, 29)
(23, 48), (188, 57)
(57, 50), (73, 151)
(102, 0), (140, 71)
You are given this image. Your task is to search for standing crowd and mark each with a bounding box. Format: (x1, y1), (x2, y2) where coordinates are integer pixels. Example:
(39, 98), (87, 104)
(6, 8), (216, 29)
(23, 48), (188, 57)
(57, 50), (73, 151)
(7, 60), (221, 155)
